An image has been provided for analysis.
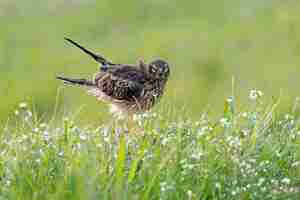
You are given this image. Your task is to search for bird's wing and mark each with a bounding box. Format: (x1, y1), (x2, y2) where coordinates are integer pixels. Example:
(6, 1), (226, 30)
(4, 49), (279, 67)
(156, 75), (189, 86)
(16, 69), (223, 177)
(90, 66), (147, 101)
(111, 65), (148, 82)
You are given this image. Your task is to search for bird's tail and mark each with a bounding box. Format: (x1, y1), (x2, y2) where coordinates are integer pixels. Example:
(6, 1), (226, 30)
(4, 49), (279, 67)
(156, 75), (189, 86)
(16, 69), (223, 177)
(64, 37), (114, 66)
(56, 76), (95, 86)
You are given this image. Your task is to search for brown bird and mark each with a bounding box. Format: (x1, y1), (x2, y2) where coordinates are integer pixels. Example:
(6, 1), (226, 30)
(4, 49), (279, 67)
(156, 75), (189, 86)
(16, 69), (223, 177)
(57, 38), (170, 118)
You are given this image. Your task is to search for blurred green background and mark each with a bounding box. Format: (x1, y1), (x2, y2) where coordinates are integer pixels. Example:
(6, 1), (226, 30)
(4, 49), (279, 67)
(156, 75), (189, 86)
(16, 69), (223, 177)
(1, 0), (300, 124)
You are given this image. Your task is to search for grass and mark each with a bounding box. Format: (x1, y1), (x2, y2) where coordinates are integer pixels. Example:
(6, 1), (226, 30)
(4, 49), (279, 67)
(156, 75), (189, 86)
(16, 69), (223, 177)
(1, 1), (300, 199)
(0, 91), (299, 200)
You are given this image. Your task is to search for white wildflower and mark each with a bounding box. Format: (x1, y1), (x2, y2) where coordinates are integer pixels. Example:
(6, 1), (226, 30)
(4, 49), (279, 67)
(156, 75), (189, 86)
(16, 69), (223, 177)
(257, 90), (263, 97)
(43, 131), (50, 141)
(33, 128), (39, 133)
(284, 114), (291, 120)
(241, 129), (250, 137)
(161, 137), (169, 146)
(258, 178), (265, 186)
(197, 126), (208, 137)
(115, 128), (122, 137)
(220, 118), (230, 127)
(249, 89), (263, 100)
(160, 182), (167, 192)
(187, 190), (193, 199)
(282, 178), (291, 185)
(39, 149), (44, 155)
(132, 114), (139, 121)
(241, 112), (248, 118)
(5, 180), (11, 186)
(292, 161), (300, 167)
(103, 136), (110, 143)
(275, 150), (281, 157)
(19, 102), (27, 109)
(152, 112), (157, 118)
(227, 136), (241, 147)
(39, 123), (48, 129)
(26, 110), (33, 117)
(79, 134), (87, 141)
(190, 152), (203, 160)
(142, 112), (150, 119)
(226, 97), (233, 103)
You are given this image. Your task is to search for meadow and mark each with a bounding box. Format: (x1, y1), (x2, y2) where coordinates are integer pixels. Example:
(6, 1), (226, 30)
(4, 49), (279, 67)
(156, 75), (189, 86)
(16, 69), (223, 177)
(0, 92), (300, 199)
(1, 0), (300, 199)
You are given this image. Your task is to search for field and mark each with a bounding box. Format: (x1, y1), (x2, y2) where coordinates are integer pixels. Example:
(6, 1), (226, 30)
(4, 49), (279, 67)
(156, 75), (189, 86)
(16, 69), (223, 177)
(1, 0), (300, 199)
(0, 94), (300, 199)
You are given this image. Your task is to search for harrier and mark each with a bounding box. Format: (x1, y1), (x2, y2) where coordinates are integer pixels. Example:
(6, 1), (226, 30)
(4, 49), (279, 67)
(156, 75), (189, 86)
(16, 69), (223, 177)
(57, 38), (170, 117)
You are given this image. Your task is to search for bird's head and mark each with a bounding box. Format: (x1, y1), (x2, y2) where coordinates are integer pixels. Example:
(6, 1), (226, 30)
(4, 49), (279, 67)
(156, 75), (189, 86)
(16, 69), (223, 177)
(148, 59), (170, 80)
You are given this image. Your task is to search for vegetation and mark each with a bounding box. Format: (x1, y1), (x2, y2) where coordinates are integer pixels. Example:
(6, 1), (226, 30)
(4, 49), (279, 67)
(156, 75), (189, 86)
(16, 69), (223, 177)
(0, 91), (299, 199)
(1, 0), (300, 123)
(1, 1), (300, 199)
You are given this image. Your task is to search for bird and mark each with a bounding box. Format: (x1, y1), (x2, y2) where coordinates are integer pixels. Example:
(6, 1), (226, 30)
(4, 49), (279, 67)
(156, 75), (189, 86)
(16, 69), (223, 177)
(57, 38), (170, 118)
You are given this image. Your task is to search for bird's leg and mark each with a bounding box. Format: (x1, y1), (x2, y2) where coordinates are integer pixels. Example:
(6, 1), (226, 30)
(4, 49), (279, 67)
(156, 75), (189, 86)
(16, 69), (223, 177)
(133, 97), (143, 112)
(132, 99), (147, 135)
(124, 102), (143, 136)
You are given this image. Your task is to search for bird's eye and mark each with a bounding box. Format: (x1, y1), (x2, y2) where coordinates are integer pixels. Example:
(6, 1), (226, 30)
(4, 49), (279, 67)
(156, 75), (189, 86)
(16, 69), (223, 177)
(151, 65), (157, 73)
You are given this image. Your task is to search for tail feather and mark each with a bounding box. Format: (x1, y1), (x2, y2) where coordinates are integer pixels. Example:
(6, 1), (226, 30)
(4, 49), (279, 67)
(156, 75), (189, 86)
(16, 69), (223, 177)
(64, 37), (114, 66)
(56, 76), (95, 86)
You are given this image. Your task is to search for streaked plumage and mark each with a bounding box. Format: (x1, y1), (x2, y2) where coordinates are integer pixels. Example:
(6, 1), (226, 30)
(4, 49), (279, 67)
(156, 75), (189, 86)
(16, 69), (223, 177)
(57, 38), (170, 117)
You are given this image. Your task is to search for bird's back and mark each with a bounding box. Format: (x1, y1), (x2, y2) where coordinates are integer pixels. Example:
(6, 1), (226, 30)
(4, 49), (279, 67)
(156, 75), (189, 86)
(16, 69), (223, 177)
(89, 64), (165, 115)
(93, 65), (148, 100)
